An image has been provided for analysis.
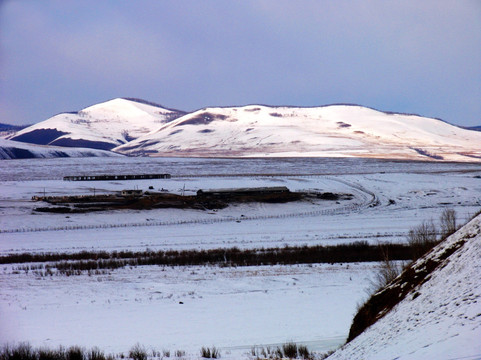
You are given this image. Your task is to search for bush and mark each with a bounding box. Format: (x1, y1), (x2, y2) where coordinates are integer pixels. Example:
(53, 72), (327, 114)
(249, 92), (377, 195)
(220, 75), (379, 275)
(174, 350), (185, 358)
(200, 347), (219, 359)
(66, 347), (84, 360)
(368, 245), (402, 294)
(37, 348), (62, 360)
(406, 220), (437, 260)
(297, 345), (310, 360)
(0, 345), (115, 360)
(440, 208), (457, 239)
(86, 348), (105, 360)
(282, 342), (298, 359)
(128, 345), (146, 360)
(1, 343), (36, 360)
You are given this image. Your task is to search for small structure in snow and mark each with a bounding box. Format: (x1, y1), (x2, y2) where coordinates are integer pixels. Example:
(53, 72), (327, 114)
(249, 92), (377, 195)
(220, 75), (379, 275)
(120, 189), (143, 197)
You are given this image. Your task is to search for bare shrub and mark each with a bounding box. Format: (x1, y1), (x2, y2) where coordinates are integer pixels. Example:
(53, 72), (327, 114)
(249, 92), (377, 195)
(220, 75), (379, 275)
(200, 347), (219, 359)
(174, 350), (185, 358)
(128, 345), (146, 360)
(297, 345), (310, 359)
(86, 348), (105, 360)
(368, 246), (402, 294)
(1, 343), (36, 360)
(66, 346), (84, 360)
(0, 345), (114, 360)
(440, 208), (457, 239)
(406, 220), (437, 260)
(37, 347), (63, 360)
(281, 342), (298, 359)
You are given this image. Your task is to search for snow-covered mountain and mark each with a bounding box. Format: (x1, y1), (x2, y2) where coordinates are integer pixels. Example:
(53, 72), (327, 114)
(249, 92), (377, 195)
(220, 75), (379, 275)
(0, 138), (119, 160)
(328, 214), (481, 360)
(6, 99), (481, 161)
(8, 98), (185, 150)
(0, 123), (29, 137)
(114, 105), (481, 161)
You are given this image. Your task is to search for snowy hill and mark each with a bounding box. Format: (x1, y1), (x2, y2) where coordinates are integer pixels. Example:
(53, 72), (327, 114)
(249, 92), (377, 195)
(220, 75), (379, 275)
(0, 138), (119, 159)
(114, 105), (481, 161)
(0, 122), (29, 137)
(8, 98), (185, 150)
(7, 99), (481, 161)
(328, 214), (481, 360)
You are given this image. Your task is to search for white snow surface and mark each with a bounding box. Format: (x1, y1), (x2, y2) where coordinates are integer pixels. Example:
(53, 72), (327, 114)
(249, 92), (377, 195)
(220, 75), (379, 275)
(0, 138), (118, 159)
(0, 262), (376, 357)
(1, 158), (481, 253)
(328, 215), (481, 360)
(1, 157), (481, 359)
(114, 104), (481, 161)
(6, 99), (481, 161)
(7, 98), (181, 148)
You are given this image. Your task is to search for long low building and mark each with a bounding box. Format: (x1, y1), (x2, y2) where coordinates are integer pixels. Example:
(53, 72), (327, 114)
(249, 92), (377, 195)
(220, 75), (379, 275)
(197, 186), (290, 197)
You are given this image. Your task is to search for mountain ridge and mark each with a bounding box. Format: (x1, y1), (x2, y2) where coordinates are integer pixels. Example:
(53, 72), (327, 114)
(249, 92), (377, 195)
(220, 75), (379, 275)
(0, 138), (119, 160)
(114, 103), (481, 161)
(4, 98), (481, 161)
(7, 98), (185, 151)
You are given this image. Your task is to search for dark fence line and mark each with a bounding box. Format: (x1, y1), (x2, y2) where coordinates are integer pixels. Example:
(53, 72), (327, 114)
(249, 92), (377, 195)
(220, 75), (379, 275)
(0, 201), (361, 234)
(63, 174), (171, 181)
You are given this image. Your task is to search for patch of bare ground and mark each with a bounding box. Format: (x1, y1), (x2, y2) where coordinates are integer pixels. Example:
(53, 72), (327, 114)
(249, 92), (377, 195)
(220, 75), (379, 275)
(31, 188), (351, 213)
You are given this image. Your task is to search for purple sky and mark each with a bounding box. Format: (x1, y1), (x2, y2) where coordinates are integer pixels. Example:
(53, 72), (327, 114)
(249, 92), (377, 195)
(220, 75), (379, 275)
(1, 1), (480, 127)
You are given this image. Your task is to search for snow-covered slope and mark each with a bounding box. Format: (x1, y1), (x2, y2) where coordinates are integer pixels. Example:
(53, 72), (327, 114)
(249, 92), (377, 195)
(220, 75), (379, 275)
(114, 105), (481, 161)
(8, 98), (185, 150)
(0, 123), (29, 138)
(328, 214), (481, 360)
(8, 99), (481, 161)
(0, 138), (119, 159)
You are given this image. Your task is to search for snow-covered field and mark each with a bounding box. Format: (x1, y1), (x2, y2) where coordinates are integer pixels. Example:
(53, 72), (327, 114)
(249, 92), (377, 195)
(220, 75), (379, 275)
(1, 262), (379, 357)
(1, 157), (481, 358)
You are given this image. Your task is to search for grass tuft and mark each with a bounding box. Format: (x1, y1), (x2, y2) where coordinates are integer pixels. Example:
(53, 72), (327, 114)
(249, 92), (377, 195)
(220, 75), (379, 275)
(200, 346), (220, 359)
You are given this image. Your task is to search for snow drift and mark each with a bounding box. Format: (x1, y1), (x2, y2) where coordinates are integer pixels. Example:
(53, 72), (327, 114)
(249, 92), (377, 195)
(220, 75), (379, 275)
(328, 213), (481, 360)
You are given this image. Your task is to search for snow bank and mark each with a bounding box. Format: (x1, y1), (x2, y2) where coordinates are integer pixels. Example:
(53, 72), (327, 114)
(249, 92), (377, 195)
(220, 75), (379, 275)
(328, 214), (481, 360)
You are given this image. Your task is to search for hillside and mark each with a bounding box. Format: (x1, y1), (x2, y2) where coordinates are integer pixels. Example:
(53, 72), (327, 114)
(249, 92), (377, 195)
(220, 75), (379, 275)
(0, 123), (30, 137)
(5, 99), (481, 161)
(0, 138), (119, 160)
(8, 98), (185, 150)
(114, 104), (481, 161)
(328, 214), (481, 359)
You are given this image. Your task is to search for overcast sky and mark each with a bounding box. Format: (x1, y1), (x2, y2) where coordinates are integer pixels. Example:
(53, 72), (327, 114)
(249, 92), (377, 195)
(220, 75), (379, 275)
(1, 1), (480, 127)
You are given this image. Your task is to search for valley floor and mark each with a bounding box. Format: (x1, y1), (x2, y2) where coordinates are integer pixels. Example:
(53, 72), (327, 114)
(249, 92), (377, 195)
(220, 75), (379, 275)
(1, 157), (480, 358)
(1, 262), (379, 357)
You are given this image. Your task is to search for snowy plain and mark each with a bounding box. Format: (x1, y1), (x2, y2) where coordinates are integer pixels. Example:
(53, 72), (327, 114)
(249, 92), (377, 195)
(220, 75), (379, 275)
(1, 157), (481, 358)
